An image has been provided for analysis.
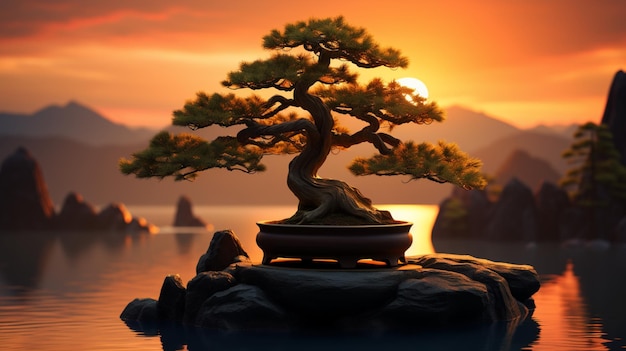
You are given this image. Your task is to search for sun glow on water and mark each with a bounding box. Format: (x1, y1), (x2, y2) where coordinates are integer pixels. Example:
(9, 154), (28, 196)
(378, 204), (438, 256)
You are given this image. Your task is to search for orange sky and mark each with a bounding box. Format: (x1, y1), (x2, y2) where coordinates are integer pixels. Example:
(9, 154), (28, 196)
(1, 0), (625, 129)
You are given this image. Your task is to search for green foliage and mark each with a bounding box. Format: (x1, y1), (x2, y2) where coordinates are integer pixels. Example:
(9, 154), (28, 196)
(349, 141), (486, 190)
(560, 122), (626, 207)
(172, 93), (266, 129)
(119, 131), (265, 181)
(317, 79), (443, 127)
(262, 17), (408, 69)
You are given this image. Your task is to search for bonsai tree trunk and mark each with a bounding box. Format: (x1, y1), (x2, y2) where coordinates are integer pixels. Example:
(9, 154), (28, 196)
(285, 79), (393, 224)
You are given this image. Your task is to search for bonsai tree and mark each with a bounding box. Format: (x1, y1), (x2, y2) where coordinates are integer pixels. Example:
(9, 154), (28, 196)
(120, 17), (485, 225)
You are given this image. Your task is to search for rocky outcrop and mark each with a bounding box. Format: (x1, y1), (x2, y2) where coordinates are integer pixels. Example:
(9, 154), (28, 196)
(173, 196), (207, 227)
(535, 182), (570, 242)
(432, 187), (491, 239)
(0, 148), (156, 233)
(120, 230), (540, 332)
(0, 147), (55, 231)
(601, 70), (626, 165)
(195, 230), (250, 274)
(432, 178), (621, 243)
(485, 178), (538, 241)
(54, 192), (99, 230)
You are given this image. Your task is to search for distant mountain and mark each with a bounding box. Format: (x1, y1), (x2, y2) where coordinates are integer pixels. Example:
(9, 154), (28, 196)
(0, 103), (559, 206)
(0, 101), (157, 146)
(493, 149), (561, 190)
(386, 105), (520, 151)
(472, 131), (572, 178)
(0, 135), (455, 206)
(526, 123), (578, 138)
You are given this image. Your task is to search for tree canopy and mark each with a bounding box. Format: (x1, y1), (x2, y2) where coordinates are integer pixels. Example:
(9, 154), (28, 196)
(120, 17), (485, 224)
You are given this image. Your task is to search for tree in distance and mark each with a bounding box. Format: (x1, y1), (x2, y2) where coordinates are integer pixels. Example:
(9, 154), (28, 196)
(120, 17), (486, 225)
(560, 121), (626, 208)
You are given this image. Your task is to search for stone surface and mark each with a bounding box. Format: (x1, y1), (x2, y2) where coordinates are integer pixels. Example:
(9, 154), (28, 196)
(184, 271), (237, 324)
(195, 230), (249, 274)
(0, 147), (55, 231)
(173, 195), (207, 227)
(372, 270), (489, 326)
(121, 230), (541, 331)
(120, 298), (158, 322)
(196, 284), (289, 330)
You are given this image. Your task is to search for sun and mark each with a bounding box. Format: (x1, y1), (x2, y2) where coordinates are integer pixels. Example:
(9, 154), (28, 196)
(396, 77), (429, 100)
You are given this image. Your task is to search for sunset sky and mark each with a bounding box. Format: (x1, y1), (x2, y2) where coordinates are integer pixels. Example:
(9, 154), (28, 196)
(1, 0), (625, 129)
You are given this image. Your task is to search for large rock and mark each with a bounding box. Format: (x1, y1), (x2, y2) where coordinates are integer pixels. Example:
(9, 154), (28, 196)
(121, 230), (540, 331)
(601, 70), (626, 165)
(54, 192), (99, 230)
(173, 195), (207, 227)
(96, 202), (156, 233)
(485, 178), (538, 241)
(372, 270), (489, 326)
(97, 203), (133, 231)
(535, 182), (571, 242)
(157, 274), (186, 322)
(196, 284), (289, 330)
(0, 147), (55, 231)
(184, 271), (237, 324)
(432, 188), (491, 239)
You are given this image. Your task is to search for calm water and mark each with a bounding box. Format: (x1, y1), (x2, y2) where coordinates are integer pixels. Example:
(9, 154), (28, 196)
(1, 204), (625, 350)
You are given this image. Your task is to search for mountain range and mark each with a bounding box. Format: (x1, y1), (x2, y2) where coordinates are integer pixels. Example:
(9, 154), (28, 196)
(0, 101), (575, 206)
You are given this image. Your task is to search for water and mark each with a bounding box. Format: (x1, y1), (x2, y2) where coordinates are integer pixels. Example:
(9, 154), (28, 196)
(0, 204), (625, 350)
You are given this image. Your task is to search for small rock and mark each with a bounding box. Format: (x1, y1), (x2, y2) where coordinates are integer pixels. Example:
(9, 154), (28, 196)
(173, 195), (207, 227)
(120, 298), (158, 323)
(196, 230), (249, 274)
(157, 274), (186, 322)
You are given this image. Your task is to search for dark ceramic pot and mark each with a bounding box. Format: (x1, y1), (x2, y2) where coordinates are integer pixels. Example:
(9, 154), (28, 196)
(256, 221), (413, 268)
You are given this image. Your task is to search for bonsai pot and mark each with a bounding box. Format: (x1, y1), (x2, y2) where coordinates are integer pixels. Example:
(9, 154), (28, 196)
(256, 221), (413, 268)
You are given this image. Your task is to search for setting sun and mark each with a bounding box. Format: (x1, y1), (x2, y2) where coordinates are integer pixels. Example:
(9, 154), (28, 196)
(397, 77), (429, 100)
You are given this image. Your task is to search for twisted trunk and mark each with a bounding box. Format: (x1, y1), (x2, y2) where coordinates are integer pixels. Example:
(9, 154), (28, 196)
(284, 79), (393, 224)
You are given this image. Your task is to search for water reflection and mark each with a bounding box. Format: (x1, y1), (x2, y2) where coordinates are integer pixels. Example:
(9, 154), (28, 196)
(123, 318), (540, 351)
(1, 205), (626, 350)
(435, 239), (626, 350)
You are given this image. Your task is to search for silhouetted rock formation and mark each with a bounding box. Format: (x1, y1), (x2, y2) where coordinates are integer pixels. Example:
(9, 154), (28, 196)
(535, 182), (570, 242)
(120, 230), (540, 331)
(601, 70), (626, 165)
(195, 230), (250, 274)
(494, 149), (560, 190)
(0, 148), (156, 233)
(434, 176), (626, 243)
(432, 187), (491, 239)
(54, 192), (99, 230)
(173, 196), (207, 227)
(486, 178), (538, 241)
(0, 147), (55, 231)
